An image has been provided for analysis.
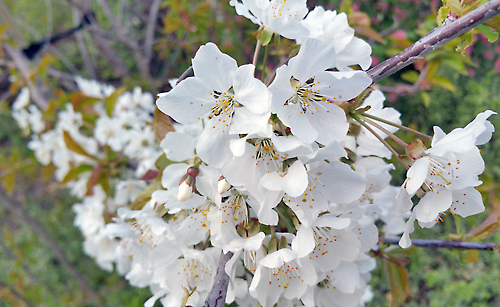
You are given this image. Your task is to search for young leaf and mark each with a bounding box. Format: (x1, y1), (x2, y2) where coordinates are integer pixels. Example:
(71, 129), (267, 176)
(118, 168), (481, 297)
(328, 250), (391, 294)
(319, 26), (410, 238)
(86, 165), (103, 196)
(61, 164), (94, 184)
(428, 76), (456, 92)
(386, 260), (411, 307)
(62, 130), (94, 158)
(41, 162), (57, 182)
(1, 171), (15, 195)
(464, 249), (479, 263)
(105, 86), (127, 117)
(476, 24), (499, 43)
(420, 91), (431, 108)
(456, 30), (473, 55)
(153, 107), (175, 143)
(130, 181), (164, 210)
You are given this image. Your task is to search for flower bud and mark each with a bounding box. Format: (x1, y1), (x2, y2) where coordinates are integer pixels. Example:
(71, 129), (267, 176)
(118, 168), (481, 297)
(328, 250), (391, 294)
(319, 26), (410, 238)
(177, 166), (199, 202)
(217, 176), (231, 194)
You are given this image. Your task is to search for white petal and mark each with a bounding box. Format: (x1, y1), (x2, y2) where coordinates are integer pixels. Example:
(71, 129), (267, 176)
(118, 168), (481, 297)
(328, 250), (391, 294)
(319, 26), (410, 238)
(405, 157), (430, 195)
(450, 187), (485, 218)
(414, 190), (452, 223)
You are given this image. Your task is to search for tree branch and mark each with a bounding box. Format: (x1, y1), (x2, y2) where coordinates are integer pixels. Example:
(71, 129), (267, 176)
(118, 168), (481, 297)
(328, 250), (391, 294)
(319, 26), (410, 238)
(202, 251), (233, 307)
(3, 43), (49, 110)
(380, 237), (499, 250)
(95, 0), (151, 78)
(368, 0), (500, 84)
(144, 0), (161, 69)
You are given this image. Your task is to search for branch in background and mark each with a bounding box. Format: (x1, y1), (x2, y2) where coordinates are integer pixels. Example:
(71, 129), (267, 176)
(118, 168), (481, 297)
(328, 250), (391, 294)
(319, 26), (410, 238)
(0, 279), (37, 307)
(3, 43), (49, 110)
(95, 0), (151, 78)
(73, 8), (97, 79)
(373, 63), (430, 95)
(0, 188), (104, 307)
(381, 237), (499, 250)
(144, 0), (162, 70)
(202, 251), (234, 307)
(368, 0), (500, 84)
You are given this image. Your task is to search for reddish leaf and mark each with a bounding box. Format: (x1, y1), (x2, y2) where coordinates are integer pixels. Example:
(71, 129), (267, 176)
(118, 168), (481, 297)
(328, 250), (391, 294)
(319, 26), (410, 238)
(86, 165), (103, 196)
(153, 107), (175, 142)
(140, 169), (160, 181)
(386, 260), (411, 307)
(468, 208), (499, 240)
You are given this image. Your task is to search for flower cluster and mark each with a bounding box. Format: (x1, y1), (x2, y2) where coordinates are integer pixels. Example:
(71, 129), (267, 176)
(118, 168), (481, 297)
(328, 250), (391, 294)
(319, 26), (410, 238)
(10, 1), (495, 307)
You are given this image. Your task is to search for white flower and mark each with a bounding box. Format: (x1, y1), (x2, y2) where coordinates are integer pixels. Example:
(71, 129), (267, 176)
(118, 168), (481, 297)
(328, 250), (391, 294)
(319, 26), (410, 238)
(299, 7), (372, 70)
(249, 247), (317, 306)
(157, 42), (272, 167)
(230, 0), (309, 42)
(269, 38), (371, 145)
(397, 110), (495, 247)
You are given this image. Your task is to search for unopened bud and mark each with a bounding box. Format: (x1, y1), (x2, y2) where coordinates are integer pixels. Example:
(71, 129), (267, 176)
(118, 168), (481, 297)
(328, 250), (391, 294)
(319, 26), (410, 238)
(178, 181), (193, 202)
(177, 166), (200, 202)
(217, 176), (231, 194)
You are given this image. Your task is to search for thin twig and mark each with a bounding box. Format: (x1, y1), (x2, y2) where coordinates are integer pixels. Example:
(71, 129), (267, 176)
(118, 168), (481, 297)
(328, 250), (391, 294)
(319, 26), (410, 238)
(176, 66), (193, 86)
(0, 279), (37, 307)
(95, 0), (151, 78)
(368, 0), (500, 83)
(72, 7), (97, 79)
(381, 237), (499, 250)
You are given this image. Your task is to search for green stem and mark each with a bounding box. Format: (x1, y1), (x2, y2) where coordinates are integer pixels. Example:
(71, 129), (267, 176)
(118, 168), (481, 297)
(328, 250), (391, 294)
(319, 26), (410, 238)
(275, 202), (295, 233)
(358, 114), (408, 148)
(351, 113), (409, 170)
(261, 43), (270, 83)
(361, 112), (432, 140)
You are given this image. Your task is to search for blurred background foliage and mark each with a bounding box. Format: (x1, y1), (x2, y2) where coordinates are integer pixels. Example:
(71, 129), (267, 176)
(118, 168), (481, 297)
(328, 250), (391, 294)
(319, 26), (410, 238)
(0, 0), (499, 306)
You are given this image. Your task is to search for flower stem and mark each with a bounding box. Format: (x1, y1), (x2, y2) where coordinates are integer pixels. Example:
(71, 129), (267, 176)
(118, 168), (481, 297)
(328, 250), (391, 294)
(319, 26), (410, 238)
(252, 40), (261, 67)
(261, 44), (270, 83)
(361, 112), (432, 140)
(358, 114), (408, 147)
(351, 113), (409, 170)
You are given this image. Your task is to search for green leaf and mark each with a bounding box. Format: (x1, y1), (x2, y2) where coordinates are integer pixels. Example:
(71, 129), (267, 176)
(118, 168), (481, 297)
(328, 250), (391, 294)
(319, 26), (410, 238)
(386, 261), (411, 307)
(62, 130), (94, 158)
(420, 91), (431, 107)
(98, 170), (110, 196)
(464, 249), (479, 263)
(446, 0), (463, 15)
(105, 86), (127, 117)
(1, 171), (15, 194)
(476, 24), (498, 43)
(41, 162), (57, 182)
(130, 181), (164, 210)
(485, 15), (500, 33)
(456, 30), (473, 55)
(437, 7), (450, 26)
(401, 71), (419, 83)
(441, 57), (467, 75)
(86, 165), (103, 196)
(428, 76), (456, 92)
(61, 164), (94, 184)
(155, 154), (174, 171)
